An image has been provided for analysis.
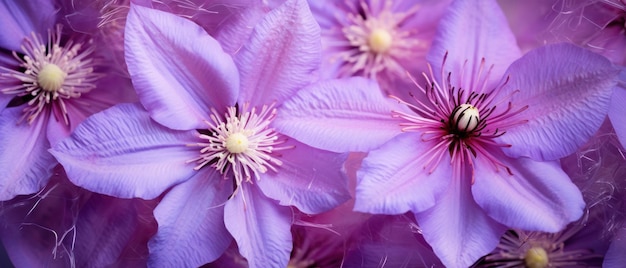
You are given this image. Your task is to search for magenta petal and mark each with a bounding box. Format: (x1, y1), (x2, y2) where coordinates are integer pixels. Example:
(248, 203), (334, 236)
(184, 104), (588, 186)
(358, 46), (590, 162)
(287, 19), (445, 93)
(50, 103), (199, 199)
(148, 169), (233, 267)
(0, 108), (55, 201)
(273, 77), (404, 153)
(236, 0), (321, 107)
(257, 139), (350, 214)
(499, 43), (619, 160)
(609, 86), (626, 148)
(0, 0), (55, 51)
(224, 185), (292, 268)
(414, 172), (506, 268)
(472, 149), (584, 232)
(354, 133), (452, 214)
(125, 4), (239, 130)
(428, 0), (520, 90)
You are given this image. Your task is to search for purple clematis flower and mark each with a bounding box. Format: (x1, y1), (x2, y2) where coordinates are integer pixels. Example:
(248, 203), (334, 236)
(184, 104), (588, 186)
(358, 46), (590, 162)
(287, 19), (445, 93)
(307, 0), (450, 96)
(272, 0), (620, 266)
(0, 0), (136, 200)
(51, 1), (350, 267)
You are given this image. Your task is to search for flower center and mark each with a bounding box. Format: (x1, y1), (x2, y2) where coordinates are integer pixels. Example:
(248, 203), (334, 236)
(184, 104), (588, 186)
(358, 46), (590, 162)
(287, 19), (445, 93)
(524, 247), (549, 268)
(328, 0), (423, 78)
(0, 24), (100, 125)
(368, 28), (393, 53)
(450, 104), (480, 133)
(37, 64), (67, 92)
(225, 132), (249, 154)
(188, 104), (292, 187)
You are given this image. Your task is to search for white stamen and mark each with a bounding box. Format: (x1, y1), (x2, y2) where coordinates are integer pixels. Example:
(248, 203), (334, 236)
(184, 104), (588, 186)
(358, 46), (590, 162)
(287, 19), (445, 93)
(368, 29), (393, 53)
(37, 64), (67, 92)
(225, 132), (249, 154)
(452, 104), (479, 132)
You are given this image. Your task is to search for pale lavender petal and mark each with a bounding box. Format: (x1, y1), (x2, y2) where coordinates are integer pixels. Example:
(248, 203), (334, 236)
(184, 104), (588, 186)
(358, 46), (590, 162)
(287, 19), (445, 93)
(354, 133), (452, 214)
(50, 103), (199, 199)
(214, 3), (268, 55)
(0, 107), (56, 200)
(414, 172), (506, 268)
(125, 4), (239, 130)
(427, 0), (520, 90)
(236, 0), (321, 107)
(499, 43), (619, 160)
(472, 149), (584, 232)
(257, 139), (350, 214)
(148, 169), (233, 267)
(604, 224), (626, 268)
(0, 0), (56, 51)
(273, 77), (404, 153)
(307, 0), (349, 29)
(609, 86), (626, 148)
(224, 185), (292, 268)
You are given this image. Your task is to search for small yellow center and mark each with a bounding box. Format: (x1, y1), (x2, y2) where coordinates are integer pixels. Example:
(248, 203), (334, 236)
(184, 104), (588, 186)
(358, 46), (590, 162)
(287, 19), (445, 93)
(37, 64), (67, 92)
(225, 132), (249, 154)
(524, 246), (549, 268)
(368, 28), (393, 53)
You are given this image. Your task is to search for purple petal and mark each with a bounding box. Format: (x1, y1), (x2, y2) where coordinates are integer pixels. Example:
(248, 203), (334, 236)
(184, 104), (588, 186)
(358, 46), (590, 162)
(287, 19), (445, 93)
(414, 171), (506, 267)
(354, 133), (452, 214)
(0, 107), (56, 201)
(235, 0), (321, 107)
(224, 185), (292, 268)
(472, 149), (584, 232)
(604, 224), (626, 268)
(273, 77), (404, 153)
(427, 0), (520, 90)
(257, 139), (350, 214)
(148, 169), (233, 267)
(0, 0), (56, 51)
(499, 43), (619, 160)
(125, 4), (239, 130)
(214, 3), (268, 55)
(609, 86), (626, 148)
(50, 103), (199, 199)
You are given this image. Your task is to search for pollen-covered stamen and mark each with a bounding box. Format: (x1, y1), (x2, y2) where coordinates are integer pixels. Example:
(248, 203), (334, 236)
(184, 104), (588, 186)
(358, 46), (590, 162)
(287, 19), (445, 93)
(329, 0), (424, 78)
(0, 24), (101, 125)
(187, 103), (292, 188)
(525, 247), (549, 268)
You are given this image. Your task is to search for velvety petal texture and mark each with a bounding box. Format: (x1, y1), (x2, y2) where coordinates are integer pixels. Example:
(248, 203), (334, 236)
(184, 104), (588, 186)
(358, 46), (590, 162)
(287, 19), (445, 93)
(414, 172), (506, 268)
(0, 108), (56, 200)
(609, 86), (626, 148)
(0, 0), (56, 51)
(50, 103), (200, 199)
(472, 150), (584, 232)
(355, 133), (452, 214)
(273, 77), (405, 152)
(257, 139), (350, 214)
(235, 0), (321, 107)
(499, 43), (619, 161)
(148, 169), (233, 267)
(125, 4), (239, 131)
(224, 185), (293, 268)
(427, 0), (521, 90)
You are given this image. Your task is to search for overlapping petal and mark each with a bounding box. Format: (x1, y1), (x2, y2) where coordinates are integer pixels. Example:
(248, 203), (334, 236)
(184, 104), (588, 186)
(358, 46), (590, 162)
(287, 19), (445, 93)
(125, 4), (239, 131)
(604, 224), (626, 268)
(148, 169), (233, 267)
(235, 0), (321, 107)
(224, 185), (292, 268)
(472, 149), (584, 232)
(498, 43), (619, 160)
(0, 0), (56, 51)
(50, 103), (199, 200)
(273, 77), (404, 152)
(0, 107), (56, 200)
(354, 133), (452, 214)
(427, 0), (520, 91)
(257, 139), (350, 214)
(609, 86), (626, 148)
(414, 170), (506, 268)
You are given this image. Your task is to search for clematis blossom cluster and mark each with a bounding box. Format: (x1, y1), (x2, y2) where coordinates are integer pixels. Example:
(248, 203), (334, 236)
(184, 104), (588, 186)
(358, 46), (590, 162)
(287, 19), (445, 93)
(1, 0), (625, 267)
